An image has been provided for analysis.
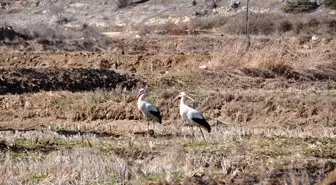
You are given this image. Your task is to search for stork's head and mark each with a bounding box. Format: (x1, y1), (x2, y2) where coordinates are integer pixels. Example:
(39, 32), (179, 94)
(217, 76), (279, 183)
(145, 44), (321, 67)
(173, 91), (195, 103)
(137, 88), (146, 99)
(180, 92), (186, 97)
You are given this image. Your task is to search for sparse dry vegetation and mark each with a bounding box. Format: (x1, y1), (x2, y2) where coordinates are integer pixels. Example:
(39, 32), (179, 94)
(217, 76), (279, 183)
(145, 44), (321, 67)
(0, 0), (336, 184)
(135, 12), (335, 37)
(324, 0), (336, 9)
(282, 0), (320, 13)
(220, 13), (336, 35)
(115, 0), (131, 8)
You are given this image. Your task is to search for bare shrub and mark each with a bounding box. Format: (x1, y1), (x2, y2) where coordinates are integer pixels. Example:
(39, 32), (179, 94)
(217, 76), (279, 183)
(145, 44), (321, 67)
(282, 0), (320, 13)
(137, 13), (333, 36)
(115, 0), (130, 8)
(136, 16), (228, 33)
(248, 13), (279, 35)
(277, 20), (293, 34)
(0, 26), (29, 41)
(222, 13), (281, 35)
(220, 13), (335, 36)
(22, 25), (82, 40)
(291, 16), (336, 35)
(135, 22), (187, 35)
(188, 16), (228, 30)
(324, 0), (336, 9)
(328, 20), (336, 32)
(220, 13), (245, 34)
(18, 24), (114, 51)
(50, 5), (69, 25)
(292, 23), (303, 35)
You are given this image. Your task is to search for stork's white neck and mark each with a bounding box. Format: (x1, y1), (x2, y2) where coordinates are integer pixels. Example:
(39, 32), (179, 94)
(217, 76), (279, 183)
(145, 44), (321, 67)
(138, 93), (145, 102)
(137, 93), (146, 110)
(180, 96), (185, 106)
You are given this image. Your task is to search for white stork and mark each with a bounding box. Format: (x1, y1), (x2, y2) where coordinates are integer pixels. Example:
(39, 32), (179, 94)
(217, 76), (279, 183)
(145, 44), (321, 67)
(137, 88), (162, 135)
(173, 92), (211, 140)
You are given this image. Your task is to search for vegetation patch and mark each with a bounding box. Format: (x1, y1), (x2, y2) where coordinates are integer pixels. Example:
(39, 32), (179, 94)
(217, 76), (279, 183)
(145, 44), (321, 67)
(140, 174), (165, 184)
(325, 0), (336, 9)
(104, 177), (126, 185)
(282, 0), (320, 13)
(171, 172), (184, 181)
(112, 146), (151, 159)
(183, 141), (210, 149)
(31, 175), (48, 183)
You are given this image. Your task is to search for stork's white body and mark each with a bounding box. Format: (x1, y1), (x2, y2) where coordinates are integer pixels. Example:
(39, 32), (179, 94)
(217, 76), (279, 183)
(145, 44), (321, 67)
(137, 88), (162, 134)
(174, 92), (211, 140)
(178, 96), (210, 132)
(137, 94), (161, 124)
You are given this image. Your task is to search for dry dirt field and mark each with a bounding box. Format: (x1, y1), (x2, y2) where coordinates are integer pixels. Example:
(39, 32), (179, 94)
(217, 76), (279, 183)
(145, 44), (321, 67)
(0, 0), (336, 184)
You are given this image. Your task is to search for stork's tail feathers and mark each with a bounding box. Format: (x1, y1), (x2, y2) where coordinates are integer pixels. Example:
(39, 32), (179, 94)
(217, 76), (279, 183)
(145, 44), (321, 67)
(156, 112), (162, 124)
(192, 118), (211, 133)
(204, 122), (211, 132)
(158, 115), (162, 124)
(149, 110), (162, 124)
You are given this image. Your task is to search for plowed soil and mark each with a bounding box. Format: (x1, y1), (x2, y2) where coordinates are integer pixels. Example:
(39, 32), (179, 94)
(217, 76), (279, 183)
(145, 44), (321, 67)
(0, 68), (140, 94)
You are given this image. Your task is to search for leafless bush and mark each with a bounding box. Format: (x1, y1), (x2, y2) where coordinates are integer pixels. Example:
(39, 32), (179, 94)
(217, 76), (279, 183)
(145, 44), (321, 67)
(220, 12), (335, 36)
(277, 20), (293, 34)
(24, 25), (81, 40)
(50, 5), (69, 25)
(222, 13), (280, 35)
(115, 0), (131, 8)
(324, 0), (336, 9)
(18, 24), (114, 51)
(291, 16), (336, 34)
(248, 13), (279, 35)
(188, 16), (228, 30)
(282, 0), (320, 13)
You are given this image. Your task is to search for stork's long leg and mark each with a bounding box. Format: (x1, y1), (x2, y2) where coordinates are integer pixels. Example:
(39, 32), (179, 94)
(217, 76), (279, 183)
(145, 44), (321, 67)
(180, 119), (186, 137)
(199, 127), (206, 141)
(152, 120), (155, 132)
(191, 126), (195, 140)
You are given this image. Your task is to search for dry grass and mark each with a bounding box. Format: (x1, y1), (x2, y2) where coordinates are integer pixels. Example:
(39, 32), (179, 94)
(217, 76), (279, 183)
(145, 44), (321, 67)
(0, 56), (334, 184)
(281, 0), (320, 14)
(1, 12), (336, 184)
(134, 12), (335, 37)
(1, 73), (335, 127)
(0, 77), (335, 184)
(0, 122), (334, 184)
(219, 12), (336, 36)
